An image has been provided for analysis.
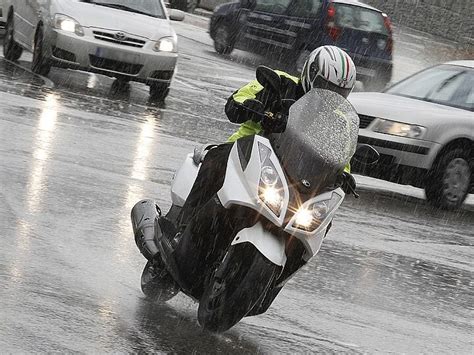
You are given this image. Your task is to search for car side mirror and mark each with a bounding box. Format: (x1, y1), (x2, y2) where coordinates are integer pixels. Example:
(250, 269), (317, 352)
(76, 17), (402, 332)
(241, 0), (256, 9)
(256, 65), (281, 93)
(169, 9), (185, 21)
(352, 144), (379, 166)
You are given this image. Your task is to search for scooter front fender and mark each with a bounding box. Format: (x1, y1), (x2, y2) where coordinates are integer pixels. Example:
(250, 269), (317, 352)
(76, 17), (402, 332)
(231, 222), (287, 267)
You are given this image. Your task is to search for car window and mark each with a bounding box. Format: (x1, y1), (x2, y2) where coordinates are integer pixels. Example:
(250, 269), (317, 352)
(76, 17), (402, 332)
(386, 65), (474, 110)
(334, 4), (388, 35)
(254, 0), (293, 15)
(287, 0), (322, 18)
(81, 0), (166, 19)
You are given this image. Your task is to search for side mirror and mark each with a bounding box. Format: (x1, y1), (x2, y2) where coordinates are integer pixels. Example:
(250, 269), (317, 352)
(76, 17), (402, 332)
(169, 9), (185, 21)
(352, 144), (379, 166)
(256, 65), (281, 93)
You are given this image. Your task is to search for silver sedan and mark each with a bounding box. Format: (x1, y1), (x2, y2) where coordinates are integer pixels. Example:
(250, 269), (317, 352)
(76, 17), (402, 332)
(349, 60), (473, 209)
(3, 0), (184, 101)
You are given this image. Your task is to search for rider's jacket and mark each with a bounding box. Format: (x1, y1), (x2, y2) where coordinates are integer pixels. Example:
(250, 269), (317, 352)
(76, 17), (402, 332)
(224, 69), (351, 173)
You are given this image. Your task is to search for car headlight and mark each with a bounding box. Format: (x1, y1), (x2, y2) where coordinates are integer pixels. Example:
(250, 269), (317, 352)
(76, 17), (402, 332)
(154, 37), (176, 52)
(373, 119), (426, 138)
(258, 143), (283, 217)
(54, 14), (84, 36)
(292, 193), (342, 232)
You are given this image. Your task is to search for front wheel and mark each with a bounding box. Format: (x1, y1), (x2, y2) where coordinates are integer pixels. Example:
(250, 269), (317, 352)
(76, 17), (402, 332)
(149, 83), (170, 103)
(32, 27), (52, 76)
(425, 148), (472, 209)
(198, 244), (280, 332)
(3, 13), (23, 61)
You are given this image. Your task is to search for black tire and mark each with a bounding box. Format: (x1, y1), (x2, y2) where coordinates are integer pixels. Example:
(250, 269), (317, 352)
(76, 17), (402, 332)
(32, 26), (52, 76)
(3, 13), (23, 61)
(141, 260), (180, 302)
(213, 24), (234, 55)
(425, 148), (472, 210)
(149, 83), (169, 102)
(170, 0), (198, 13)
(198, 244), (280, 332)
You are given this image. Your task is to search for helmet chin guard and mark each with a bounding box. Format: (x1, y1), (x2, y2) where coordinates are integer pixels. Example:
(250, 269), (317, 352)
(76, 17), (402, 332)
(301, 46), (356, 97)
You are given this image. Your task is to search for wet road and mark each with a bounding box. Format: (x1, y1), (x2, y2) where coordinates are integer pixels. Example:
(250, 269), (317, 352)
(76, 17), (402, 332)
(1, 17), (473, 353)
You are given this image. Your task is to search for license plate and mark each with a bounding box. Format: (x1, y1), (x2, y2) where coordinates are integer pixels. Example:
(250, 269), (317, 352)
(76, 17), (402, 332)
(94, 47), (140, 63)
(357, 66), (376, 77)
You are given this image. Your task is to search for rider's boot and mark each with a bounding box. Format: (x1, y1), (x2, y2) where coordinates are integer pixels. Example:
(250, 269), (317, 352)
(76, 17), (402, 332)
(131, 199), (161, 261)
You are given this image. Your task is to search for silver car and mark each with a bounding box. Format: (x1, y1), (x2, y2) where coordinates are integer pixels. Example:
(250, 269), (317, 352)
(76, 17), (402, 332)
(3, 0), (184, 101)
(349, 60), (473, 209)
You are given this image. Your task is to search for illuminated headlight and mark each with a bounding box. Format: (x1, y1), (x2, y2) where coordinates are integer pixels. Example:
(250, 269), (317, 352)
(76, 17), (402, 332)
(154, 37), (176, 52)
(373, 119), (426, 138)
(54, 14), (84, 36)
(292, 194), (342, 232)
(258, 143), (284, 216)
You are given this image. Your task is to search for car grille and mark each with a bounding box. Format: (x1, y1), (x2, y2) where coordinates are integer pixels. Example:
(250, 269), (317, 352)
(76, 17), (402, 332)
(358, 114), (376, 128)
(93, 30), (146, 48)
(89, 55), (143, 75)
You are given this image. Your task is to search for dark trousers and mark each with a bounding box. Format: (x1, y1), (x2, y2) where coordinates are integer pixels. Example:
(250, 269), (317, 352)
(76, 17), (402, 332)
(173, 143), (233, 294)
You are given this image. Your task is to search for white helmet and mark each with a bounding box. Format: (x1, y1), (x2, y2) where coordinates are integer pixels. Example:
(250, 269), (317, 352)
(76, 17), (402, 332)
(301, 46), (356, 98)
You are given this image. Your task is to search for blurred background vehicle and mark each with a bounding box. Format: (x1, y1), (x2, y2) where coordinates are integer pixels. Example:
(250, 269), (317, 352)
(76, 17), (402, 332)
(0, 0), (6, 34)
(3, 0), (184, 102)
(349, 60), (473, 209)
(209, 0), (393, 91)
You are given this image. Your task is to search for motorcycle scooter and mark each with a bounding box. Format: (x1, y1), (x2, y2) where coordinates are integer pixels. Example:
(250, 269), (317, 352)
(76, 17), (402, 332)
(131, 67), (379, 332)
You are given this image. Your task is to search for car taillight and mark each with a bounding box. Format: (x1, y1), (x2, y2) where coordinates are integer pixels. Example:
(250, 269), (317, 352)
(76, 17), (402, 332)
(382, 13), (393, 54)
(326, 3), (341, 41)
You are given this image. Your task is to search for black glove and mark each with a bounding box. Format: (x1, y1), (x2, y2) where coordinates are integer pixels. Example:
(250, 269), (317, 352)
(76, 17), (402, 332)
(241, 99), (265, 122)
(261, 111), (288, 133)
(341, 172), (358, 197)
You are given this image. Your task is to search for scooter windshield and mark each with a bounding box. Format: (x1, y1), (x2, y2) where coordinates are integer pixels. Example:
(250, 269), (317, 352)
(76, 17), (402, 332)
(271, 89), (359, 192)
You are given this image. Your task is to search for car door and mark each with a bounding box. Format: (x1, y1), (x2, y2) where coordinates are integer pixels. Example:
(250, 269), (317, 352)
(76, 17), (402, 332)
(239, 0), (294, 53)
(22, 0), (44, 49)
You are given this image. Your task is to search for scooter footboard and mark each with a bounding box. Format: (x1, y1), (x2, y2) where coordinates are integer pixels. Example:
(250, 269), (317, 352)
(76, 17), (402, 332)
(231, 223), (287, 267)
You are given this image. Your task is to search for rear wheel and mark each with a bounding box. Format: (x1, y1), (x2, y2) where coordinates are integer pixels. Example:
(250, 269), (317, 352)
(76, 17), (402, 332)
(198, 244), (280, 332)
(213, 24), (234, 55)
(425, 148), (471, 209)
(141, 260), (180, 302)
(3, 13), (23, 61)
(170, 0), (198, 13)
(32, 27), (52, 76)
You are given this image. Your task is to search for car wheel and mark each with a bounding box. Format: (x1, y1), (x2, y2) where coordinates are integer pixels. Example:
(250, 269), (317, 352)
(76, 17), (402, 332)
(214, 24), (234, 55)
(3, 13), (23, 61)
(295, 49), (311, 74)
(425, 148), (472, 209)
(32, 27), (52, 76)
(170, 0), (198, 13)
(149, 83), (170, 103)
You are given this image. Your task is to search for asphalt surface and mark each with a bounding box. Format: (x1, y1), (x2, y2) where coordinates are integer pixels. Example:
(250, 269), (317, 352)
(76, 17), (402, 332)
(0, 16), (473, 353)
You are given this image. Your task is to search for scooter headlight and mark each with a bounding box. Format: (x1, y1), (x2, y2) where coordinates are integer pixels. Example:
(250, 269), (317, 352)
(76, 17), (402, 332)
(258, 143), (284, 216)
(292, 194), (342, 232)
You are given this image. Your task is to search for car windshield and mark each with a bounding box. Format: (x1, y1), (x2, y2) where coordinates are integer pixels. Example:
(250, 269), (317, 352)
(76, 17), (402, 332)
(334, 4), (388, 35)
(386, 64), (474, 111)
(80, 0), (166, 18)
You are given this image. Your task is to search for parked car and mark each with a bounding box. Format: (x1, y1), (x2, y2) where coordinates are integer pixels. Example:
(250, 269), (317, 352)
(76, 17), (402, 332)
(210, 0), (393, 90)
(349, 60), (473, 209)
(3, 0), (184, 101)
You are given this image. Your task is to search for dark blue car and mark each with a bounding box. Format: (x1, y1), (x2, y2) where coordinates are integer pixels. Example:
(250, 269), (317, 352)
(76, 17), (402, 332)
(210, 0), (393, 90)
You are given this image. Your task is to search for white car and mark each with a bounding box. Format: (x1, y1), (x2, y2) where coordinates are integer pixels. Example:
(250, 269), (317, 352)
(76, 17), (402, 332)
(349, 60), (473, 209)
(3, 0), (184, 101)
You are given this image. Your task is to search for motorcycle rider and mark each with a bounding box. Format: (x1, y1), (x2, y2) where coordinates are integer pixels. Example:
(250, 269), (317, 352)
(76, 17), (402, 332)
(177, 46), (357, 230)
(136, 46), (358, 275)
